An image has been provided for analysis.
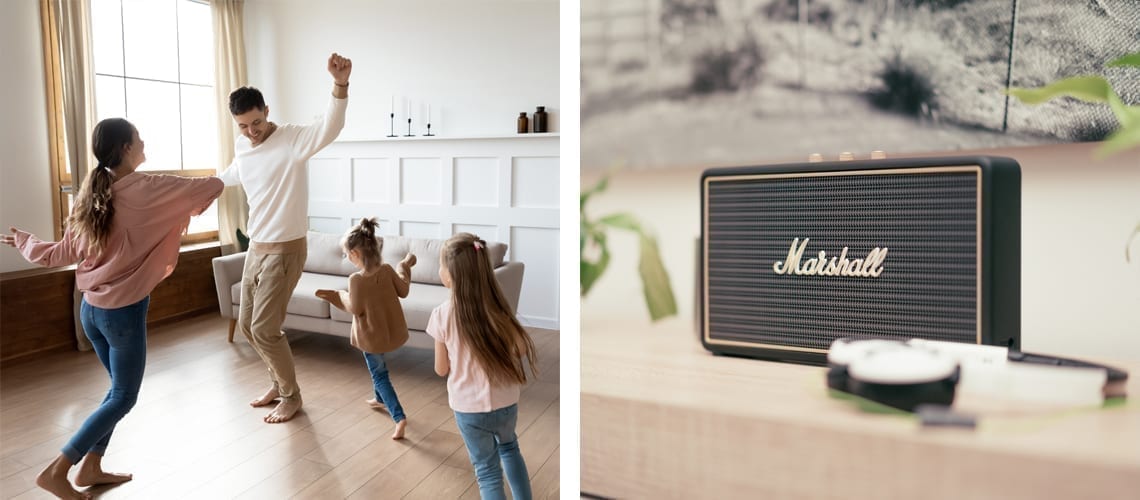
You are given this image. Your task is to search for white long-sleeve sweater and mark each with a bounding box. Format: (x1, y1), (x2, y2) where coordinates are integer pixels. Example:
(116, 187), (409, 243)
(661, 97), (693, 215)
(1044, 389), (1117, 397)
(220, 96), (347, 243)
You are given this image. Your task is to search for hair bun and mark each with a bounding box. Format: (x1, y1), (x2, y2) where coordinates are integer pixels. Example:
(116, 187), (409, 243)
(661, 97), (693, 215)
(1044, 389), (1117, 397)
(358, 217), (378, 236)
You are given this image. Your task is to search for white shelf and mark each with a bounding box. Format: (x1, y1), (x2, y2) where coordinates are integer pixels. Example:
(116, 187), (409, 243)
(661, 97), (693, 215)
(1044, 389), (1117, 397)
(340, 132), (559, 143)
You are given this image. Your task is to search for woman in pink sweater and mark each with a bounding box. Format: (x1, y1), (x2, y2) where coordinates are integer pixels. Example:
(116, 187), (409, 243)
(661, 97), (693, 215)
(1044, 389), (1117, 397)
(1, 118), (223, 500)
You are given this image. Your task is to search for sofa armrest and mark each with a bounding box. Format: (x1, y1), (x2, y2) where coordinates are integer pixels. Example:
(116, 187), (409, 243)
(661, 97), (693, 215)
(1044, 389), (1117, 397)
(212, 251), (247, 319)
(494, 261), (525, 314)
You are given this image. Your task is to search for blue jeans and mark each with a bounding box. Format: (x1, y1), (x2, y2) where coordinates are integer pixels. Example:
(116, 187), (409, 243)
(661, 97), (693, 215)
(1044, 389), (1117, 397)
(363, 351), (405, 423)
(62, 296), (149, 464)
(454, 404), (531, 500)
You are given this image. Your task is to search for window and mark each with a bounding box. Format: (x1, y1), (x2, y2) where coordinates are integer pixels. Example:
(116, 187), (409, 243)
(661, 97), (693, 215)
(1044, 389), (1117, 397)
(89, 0), (218, 241)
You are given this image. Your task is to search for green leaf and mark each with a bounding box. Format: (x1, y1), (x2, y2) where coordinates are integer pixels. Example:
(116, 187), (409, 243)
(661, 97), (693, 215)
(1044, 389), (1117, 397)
(1107, 52), (1140, 68)
(580, 175), (609, 210)
(1094, 122), (1140, 158)
(581, 239), (610, 297)
(599, 213), (642, 232)
(637, 232), (677, 321)
(1007, 76), (1112, 105)
(1106, 89), (1139, 129)
(1126, 220), (1140, 264)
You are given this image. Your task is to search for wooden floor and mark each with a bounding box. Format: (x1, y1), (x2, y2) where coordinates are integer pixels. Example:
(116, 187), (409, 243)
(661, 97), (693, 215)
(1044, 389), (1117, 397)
(0, 314), (560, 499)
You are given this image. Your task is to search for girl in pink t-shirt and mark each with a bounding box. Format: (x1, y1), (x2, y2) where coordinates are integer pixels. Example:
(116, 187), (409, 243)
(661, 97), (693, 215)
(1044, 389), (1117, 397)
(1, 118), (222, 500)
(426, 232), (538, 500)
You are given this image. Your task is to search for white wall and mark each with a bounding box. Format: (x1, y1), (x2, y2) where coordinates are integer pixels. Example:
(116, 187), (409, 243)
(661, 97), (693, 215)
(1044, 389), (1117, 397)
(0, 0), (55, 273)
(243, 0), (560, 139)
(310, 135), (561, 329)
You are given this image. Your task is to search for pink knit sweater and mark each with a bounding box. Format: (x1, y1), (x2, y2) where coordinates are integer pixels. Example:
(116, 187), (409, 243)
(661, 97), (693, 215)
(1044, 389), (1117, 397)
(14, 173), (223, 309)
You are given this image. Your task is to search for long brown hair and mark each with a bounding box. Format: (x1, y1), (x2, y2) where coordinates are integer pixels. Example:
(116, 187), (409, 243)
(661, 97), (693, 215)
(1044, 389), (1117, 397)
(342, 217), (382, 269)
(69, 118), (135, 255)
(442, 232), (537, 385)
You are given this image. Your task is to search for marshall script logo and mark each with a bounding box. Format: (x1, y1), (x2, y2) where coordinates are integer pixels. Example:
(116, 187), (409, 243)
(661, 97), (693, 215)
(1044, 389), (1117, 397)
(772, 238), (887, 278)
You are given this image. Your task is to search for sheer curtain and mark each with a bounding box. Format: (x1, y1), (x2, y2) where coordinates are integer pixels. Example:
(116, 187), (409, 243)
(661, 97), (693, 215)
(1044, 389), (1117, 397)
(212, 0), (250, 255)
(44, 0), (98, 351)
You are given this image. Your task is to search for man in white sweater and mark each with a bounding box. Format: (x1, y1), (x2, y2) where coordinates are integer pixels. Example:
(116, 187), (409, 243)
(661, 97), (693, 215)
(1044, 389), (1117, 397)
(219, 53), (351, 423)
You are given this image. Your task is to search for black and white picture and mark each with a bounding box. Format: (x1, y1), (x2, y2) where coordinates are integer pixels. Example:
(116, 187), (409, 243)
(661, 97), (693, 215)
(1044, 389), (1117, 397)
(581, 0), (1140, 170)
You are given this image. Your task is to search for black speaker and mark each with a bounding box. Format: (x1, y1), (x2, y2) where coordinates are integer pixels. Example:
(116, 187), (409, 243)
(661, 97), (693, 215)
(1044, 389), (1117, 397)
(699, 156), (1020, 365)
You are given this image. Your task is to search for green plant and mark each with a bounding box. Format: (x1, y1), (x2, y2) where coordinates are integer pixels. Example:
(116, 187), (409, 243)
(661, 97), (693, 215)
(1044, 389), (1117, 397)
(580, 175), (678, 321)
(1008, 51), (1140, 261)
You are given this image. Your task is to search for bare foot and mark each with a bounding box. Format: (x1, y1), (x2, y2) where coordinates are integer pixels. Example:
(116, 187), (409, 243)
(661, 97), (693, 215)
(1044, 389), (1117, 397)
(398, 253), (417, 279)
(74, 469), (132, 487)
(36, 456), (90, 499)
(365, 398), (387, 412)
(264, 398), (302, 423)
(250, 386), (279, 407)
(392, 419), (407, 440)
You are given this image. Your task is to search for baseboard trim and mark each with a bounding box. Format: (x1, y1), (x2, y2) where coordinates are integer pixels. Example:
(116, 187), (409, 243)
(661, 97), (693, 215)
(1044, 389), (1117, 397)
(519, 315), (559, 330)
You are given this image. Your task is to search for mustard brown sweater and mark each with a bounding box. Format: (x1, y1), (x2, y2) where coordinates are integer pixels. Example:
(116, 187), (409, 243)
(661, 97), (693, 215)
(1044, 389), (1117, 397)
(325, 265), (411, 353)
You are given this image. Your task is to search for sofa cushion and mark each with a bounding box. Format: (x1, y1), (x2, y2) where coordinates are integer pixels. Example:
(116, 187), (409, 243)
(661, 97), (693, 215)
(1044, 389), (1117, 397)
(380, 237), (444, 285)
(402, 283), (453, 331)
(291, 272), (352, 318)
(304, 231), (358, 276)
(381, 236), (507, 286)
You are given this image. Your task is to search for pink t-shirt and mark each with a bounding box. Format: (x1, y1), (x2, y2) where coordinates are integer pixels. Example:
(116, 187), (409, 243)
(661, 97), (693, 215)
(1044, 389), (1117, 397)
(14, 172), (224, 309)
(426, 300), (521, 413)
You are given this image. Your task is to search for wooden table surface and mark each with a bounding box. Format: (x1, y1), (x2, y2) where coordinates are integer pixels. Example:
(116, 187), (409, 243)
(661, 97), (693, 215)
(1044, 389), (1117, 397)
(581, 318), (1140, 499)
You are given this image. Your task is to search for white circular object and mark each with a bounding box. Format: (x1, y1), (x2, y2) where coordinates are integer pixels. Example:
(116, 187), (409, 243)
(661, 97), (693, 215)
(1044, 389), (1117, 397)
(847, 347), (958, 384)
(827, 338), (907, 365)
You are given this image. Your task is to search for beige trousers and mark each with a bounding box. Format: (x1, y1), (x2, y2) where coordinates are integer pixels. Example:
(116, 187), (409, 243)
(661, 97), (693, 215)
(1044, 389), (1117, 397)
(239, 238), (307, 402)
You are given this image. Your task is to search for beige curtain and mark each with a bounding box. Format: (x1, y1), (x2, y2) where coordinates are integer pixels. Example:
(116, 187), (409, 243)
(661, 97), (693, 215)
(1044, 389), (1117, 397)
(212, 0), (250, 255)
(47, 0), (98, 351)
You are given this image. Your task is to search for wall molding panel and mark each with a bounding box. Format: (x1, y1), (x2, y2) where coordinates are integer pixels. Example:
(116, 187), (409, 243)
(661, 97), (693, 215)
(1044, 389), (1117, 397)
(309, 135), (560, 329)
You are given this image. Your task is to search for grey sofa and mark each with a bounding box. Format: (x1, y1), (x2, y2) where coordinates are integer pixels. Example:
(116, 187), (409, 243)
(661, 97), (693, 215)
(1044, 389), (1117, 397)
(212, 231), (524, 342)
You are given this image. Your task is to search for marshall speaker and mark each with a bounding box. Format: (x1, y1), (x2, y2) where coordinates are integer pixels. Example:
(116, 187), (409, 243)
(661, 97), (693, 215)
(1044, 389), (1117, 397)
(699, 156), (1020, 365)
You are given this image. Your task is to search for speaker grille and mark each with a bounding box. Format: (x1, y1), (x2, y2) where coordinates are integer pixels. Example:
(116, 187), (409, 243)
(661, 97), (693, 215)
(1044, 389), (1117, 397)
(704, 167), (980, 352)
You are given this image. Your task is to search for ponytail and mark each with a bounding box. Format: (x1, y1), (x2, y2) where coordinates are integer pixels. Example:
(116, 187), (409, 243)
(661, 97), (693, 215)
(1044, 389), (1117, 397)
(342, 217), (382, 269)
(70, 118), (135, 255)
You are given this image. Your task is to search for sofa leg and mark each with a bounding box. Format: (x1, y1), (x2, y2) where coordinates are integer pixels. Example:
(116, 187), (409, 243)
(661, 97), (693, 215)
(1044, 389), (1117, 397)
(228, 319), (236, 343)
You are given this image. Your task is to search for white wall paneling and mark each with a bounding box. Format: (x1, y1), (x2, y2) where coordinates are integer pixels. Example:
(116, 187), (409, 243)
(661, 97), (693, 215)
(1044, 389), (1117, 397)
(309, 135), (560, 328)
(512, 156), (560, 208)
(352, 158), (392, 204)
(511, 226), (560, 329)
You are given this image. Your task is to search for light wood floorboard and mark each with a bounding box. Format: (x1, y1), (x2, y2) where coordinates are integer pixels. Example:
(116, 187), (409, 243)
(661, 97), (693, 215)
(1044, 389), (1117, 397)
(0, 314), (559, 499)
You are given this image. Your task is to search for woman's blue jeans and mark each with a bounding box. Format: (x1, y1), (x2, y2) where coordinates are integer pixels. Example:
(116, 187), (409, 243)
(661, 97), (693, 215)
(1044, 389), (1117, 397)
(62, 296), (149, 464)
(363, 351), (405, 422)
(454, 404), (532, 500)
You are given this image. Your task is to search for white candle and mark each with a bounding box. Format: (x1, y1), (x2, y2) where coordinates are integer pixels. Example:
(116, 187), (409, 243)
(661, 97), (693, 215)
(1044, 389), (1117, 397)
(427, 104), (431, 121)
(390, 95), (394, 114)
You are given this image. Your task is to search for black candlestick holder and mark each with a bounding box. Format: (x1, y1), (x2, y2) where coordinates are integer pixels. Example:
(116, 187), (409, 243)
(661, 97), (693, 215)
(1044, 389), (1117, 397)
(405, 117), (414, 137)
(387, 113), (397, 137)
(424, 123), (434, 136)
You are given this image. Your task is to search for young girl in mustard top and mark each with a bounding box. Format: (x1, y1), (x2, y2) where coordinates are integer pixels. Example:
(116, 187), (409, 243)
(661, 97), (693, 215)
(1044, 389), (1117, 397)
(316, 218), (416, 439)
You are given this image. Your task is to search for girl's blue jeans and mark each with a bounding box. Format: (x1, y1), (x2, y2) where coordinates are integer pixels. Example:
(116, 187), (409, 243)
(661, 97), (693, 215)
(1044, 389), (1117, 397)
(363, 351), (405, 422)
(62, 296), (149, 464)
(454, 404), (532, 500)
